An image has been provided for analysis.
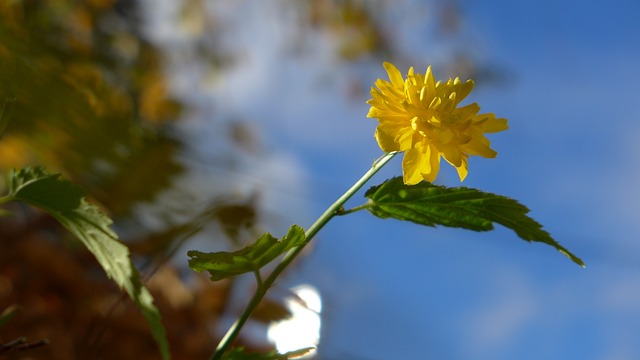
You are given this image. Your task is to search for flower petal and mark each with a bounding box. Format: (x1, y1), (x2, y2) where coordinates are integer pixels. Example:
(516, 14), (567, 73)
(463, 137), (498, 158)
(402, 147), (430, 185)
(375, 122), (409, 152)
(394, 126), (414, 151)
(455, 158), (469, 181)
(383, 62), (405, 89)
(480, 115), (509, 133)
(454, 103), (480, 120)
(455, 79), (474, 101)
(424, 66), (436, 96)
(421, 145), (441, 183)
(441, 145), (463, 167)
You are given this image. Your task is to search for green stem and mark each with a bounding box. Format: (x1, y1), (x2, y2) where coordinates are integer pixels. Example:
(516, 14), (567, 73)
(210, 151), (397, 360)
(334, 203), (372, 216)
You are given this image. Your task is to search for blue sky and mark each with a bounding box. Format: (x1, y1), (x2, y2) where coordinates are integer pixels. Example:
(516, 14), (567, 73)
(146, 0), (640, 358)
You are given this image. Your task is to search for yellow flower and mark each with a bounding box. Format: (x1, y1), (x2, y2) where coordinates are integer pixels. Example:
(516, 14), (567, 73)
(367, 62), (508, 185)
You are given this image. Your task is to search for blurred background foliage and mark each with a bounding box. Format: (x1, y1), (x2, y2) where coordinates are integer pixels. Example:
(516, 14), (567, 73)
(0, 0), (216, 358)
(0, 0), (183, 213)
(0, 0), (479, 358)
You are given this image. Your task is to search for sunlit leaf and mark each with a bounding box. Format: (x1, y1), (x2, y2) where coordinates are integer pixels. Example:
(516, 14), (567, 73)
(1, 167), (170, 359)
(188, 225), (306, 281)
(221, 347), (315, 360)
(365, 177), (584, 267)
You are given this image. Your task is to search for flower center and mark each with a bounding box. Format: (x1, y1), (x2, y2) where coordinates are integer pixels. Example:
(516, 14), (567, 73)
(411, 115), (455, 144)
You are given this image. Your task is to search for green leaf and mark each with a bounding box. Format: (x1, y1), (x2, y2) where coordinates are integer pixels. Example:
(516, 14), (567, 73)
(0, 305), (18, 328)
(365, 177), (584, 267)
(188, 225), (306, 281)
(2, 167), (170, 359)
(221, 347), (314, 360)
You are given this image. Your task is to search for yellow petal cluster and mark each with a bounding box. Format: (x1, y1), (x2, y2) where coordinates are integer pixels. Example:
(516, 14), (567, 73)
(367, 62), (508, 185)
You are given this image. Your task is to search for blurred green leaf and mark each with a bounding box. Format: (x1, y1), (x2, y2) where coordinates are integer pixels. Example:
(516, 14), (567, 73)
(1, 166), (170, 359)
(188, 225), (306, 281)
(0, 97), (15, 138)
(365, 177), (584, 267)
(0, 305), (18, 328)
(221, 347), (314, 360)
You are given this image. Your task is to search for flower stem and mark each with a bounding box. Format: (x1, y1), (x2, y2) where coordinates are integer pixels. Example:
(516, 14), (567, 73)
(210, 152), (397, 360)
(334, 203), (372, 216)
